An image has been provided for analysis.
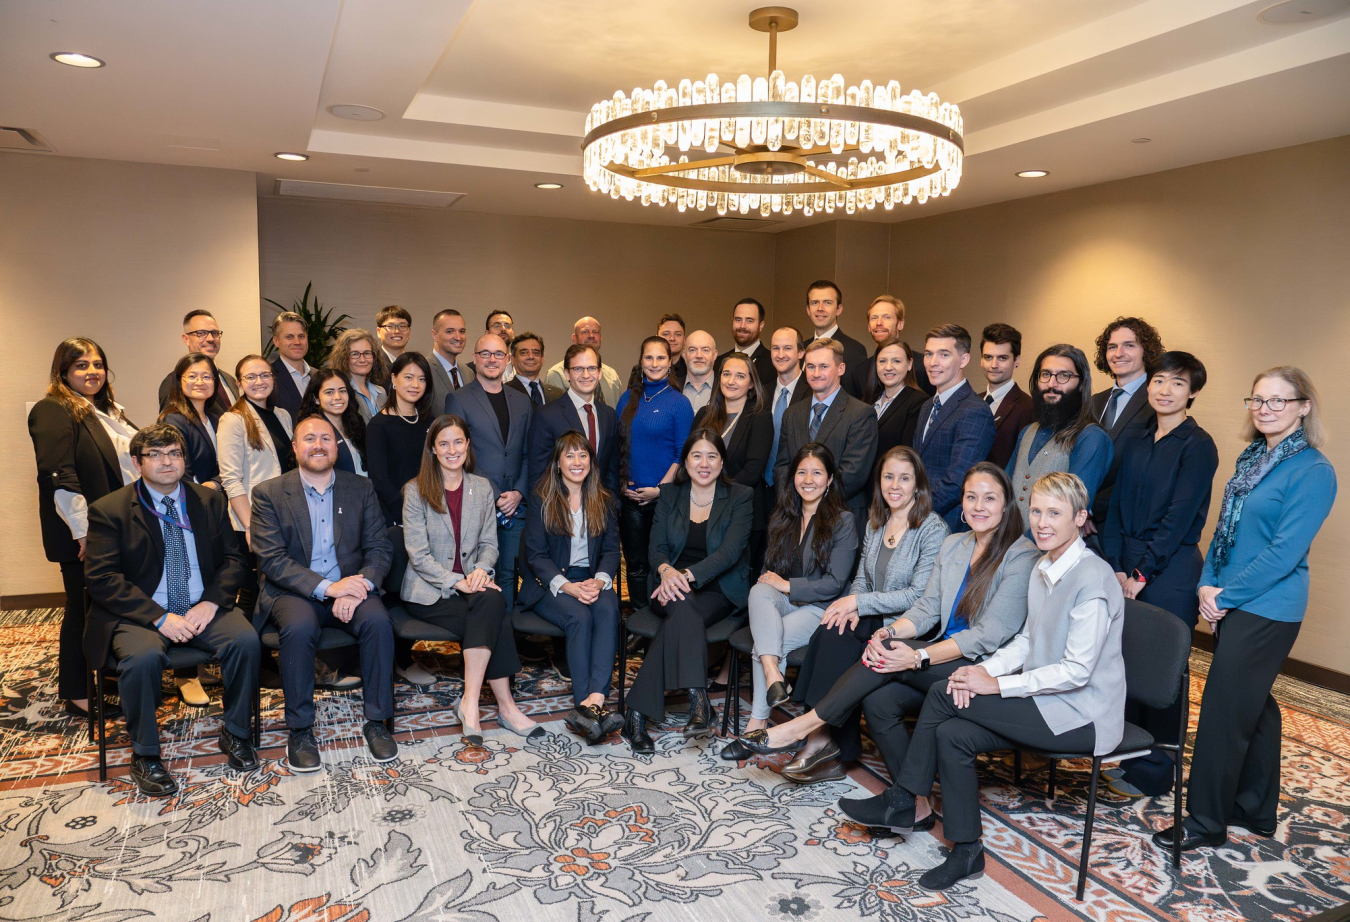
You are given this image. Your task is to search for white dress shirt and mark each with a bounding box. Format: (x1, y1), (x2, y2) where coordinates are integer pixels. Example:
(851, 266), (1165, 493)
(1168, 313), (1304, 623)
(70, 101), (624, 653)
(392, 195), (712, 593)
(985, 379), (1016, 416)
(567, 389), (603, 452)
(53, 403), (138, 541)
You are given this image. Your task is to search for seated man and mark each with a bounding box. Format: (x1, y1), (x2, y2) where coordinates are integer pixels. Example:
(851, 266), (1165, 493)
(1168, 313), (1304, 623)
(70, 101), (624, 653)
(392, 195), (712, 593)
(250, 415), (396, 771)
(84, 423), (258, 797)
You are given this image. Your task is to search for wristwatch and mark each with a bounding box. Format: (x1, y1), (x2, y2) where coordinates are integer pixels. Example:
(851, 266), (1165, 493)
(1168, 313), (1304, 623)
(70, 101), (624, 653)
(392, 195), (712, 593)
(1131, 569), (1148, 584)
(916, 648), (930, 668)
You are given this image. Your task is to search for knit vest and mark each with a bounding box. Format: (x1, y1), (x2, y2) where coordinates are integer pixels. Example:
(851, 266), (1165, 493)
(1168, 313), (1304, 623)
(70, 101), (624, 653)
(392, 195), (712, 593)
(1013, 423), (1072, 519)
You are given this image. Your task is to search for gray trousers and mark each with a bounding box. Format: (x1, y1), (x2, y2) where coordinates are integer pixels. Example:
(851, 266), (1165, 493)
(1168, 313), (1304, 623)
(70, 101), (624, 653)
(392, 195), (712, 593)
(746, 583), (824, 720)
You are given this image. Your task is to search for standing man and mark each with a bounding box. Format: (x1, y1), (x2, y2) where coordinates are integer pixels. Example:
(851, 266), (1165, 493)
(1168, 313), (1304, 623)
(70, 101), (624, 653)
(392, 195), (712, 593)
(375, 306), (412, 366)
(658, 314), (688, 384)
(804, 280), (868, 396)
(83, 423), (258, 796)
(446, 333), (532, 610)
(269, 311), (312, 419)
(544, 317), (624, 406)
(847, 296), (933, 400)
(507, 332), (564, 407)
(429, 309), (476, 413)
(981, 323), (1034, 468)
(773, 338), (878, 541)
(913, 324), (997, 530)
(485, 310), (517, 383)
(680, 330), (718, 413)
(1090, 317), (1164, 526)
(764, 326), (811, 490)
(529, 344), (620, 492)
(158, 310), (239, 411)
(717, 298), (776, 386)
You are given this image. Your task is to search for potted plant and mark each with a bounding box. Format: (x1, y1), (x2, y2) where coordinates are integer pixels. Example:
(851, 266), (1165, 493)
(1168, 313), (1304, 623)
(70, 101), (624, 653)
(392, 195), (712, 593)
(262, 282), (351, 367)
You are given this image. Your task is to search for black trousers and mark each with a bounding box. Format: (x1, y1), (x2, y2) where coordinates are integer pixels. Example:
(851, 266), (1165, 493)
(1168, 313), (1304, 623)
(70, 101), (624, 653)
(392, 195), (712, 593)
(792, 615), (882, 761)
(58, 560), (88, 701)
(1185, 608), (1300, 838)
(271, 593), (394, 729)
(627, 587), (734, 720)
(110, 609), (259, 755)
(897, 683), (1096, 844)
(618, 498), (657, 610)
(233, 530), (260, 617)
(406, 589), (521, 680)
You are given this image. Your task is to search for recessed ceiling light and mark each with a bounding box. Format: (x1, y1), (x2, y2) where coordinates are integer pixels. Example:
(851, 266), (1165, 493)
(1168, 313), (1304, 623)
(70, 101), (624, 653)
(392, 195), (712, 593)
(535, 182), (563, 190)
(1016, 170), (1049, 178)
(328, 104), (385, 121)
(50, 52), (105, 68)
(1258, 0), (1350, 25)
(1132, 137), (1152, 144)
(274, 152), (309, 162)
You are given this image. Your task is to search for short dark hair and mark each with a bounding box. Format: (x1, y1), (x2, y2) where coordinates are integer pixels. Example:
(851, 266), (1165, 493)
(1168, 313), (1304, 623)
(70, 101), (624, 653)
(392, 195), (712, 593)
(734, 298), (765, 322)
(980, 322), (1022, 359)
(376, 305), (411, 327)
(182, 309), (215, 327)
(130, 423), (187, 458)
(511, 331), (544, 355)
(564, 343), (599, 371)
(673, 428), (732, 486)
(805, 279), (842, 305)
(925, 323), (972, 355)
(773, 325), (807, 351)
(432, 309), (464, 327)
(486, 309), (512, 330)
(1153, 351), (1208, 404)
(657, 313), (686, 331)
(1094, 316), (1164, 375)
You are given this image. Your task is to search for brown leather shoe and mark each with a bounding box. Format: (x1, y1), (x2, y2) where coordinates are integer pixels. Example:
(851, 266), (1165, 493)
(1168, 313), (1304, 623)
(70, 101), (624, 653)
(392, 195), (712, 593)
(781, 759), (847, 785)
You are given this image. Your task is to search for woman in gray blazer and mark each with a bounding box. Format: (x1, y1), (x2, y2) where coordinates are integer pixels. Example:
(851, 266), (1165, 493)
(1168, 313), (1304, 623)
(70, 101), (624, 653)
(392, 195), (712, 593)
(401, 415), (542, 744)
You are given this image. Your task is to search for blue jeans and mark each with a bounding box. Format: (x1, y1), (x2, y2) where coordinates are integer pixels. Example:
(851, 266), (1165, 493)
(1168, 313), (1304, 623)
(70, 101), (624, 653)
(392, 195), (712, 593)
(531, 566), (620, 705)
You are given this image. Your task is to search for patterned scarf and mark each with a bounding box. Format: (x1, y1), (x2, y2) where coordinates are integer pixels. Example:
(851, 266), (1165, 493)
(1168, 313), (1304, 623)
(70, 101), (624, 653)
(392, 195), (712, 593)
(1209, 426), (1309, 576)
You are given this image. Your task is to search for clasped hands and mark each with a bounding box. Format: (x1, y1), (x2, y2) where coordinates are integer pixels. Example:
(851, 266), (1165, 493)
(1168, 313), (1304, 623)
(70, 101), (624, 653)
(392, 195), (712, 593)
(1197, 585), (1227, 625)
(326, 575), (371, 623)
(561, 577), (606, 604)
(157, 600), (219, 643)
(622, 482), (660, 504)
(945, 665), (1000, 709)
(653, 564), (693, 603)
(454, 568), (498, 595)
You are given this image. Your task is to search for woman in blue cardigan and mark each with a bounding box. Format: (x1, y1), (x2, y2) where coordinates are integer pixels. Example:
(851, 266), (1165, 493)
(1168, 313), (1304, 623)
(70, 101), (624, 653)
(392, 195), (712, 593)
(1156, 366), (1336, 853)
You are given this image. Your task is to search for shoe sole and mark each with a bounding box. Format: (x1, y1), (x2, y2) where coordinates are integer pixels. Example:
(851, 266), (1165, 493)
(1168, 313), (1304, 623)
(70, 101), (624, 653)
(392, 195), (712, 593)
(367, 749), (399, 763)
(919, 869), (984, 891)
(284, 758), (323, 773)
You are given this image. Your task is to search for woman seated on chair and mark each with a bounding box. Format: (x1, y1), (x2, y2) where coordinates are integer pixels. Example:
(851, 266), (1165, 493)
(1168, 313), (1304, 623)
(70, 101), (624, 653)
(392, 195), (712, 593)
(401, 414), (541, 744)
(621, 427), (754, 753)
(839, 472), (1126, 892)
(519, 430), (623, 745)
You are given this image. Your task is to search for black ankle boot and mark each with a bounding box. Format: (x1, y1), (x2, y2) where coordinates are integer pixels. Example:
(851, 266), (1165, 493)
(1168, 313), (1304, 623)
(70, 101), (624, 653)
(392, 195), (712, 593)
(918, 841), (985, 890)
(684, 688), (713, 737)
(622, 709), (655, 754)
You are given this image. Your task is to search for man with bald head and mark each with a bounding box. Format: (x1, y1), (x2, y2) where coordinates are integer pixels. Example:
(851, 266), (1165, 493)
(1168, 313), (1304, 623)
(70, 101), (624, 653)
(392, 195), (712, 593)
(680, 330), (718, 413)
(544, 316), (624, 406)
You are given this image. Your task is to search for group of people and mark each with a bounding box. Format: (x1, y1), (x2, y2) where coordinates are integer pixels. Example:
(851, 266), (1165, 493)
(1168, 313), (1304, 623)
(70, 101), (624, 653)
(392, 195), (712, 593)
(29, 280), (1335, 891)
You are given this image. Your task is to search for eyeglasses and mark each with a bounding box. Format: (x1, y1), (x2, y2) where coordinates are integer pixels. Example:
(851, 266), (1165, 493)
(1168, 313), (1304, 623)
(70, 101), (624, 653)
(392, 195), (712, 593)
(348, 350), (374, 360)
(185, 329), (223, 340)
(182, 373), (214, 384)
(241, 372), (274, 384)
(1245, 396), (1306, 411)
(379, 323), (410, 333)
(568, 365), (600, 375)
(141, 449), (184, 462)
(1037, 370), (1080, 384)
(475, 350), (508, 362)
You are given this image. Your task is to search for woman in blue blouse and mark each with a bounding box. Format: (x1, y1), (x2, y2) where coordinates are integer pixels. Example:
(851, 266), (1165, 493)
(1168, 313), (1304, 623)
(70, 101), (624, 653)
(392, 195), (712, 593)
(1155, 366), (1336, 853)
(615, 336), (695, 611)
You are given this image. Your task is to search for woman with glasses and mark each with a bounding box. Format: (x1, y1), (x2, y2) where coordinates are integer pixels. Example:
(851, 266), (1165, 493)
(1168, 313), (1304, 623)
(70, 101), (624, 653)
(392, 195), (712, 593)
(366, 353), (435, 526)
(299, 369), (368, 477)
(1155, 367), (1336, 853)
(159, 353), (225, 492)
(326, 328), (388, 421)
(869, 339), (927, 457)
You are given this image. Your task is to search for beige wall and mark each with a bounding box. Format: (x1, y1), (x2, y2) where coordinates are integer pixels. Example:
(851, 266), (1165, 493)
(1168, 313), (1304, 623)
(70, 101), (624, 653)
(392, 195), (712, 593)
(888, 135), (1350, 673)
(0, 155), (260, 599)
(770, 221), (891, 347)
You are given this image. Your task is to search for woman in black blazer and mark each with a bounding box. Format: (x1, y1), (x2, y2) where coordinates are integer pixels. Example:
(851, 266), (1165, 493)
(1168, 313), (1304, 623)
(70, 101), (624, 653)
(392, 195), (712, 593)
(159, 352), (224, 490)
(520, 430), (623, 745)
(622, 428), (754, 752)
(27, 338), (137, 717)
(870, 339), (927, 456)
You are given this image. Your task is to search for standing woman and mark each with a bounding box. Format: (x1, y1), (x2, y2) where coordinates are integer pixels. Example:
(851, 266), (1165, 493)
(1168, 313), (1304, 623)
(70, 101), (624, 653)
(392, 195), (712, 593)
(28, 338), (137, 718)
(519, 432), (623, 745)
(217, 354), (295, 615)
(366, 353), (434, 525)
(1101, 351), (1218, 797)
(327, 328), (387, 421)
(1157, 366), (1336, 852)
(615, 336), (695, 611)
(300, 369), (369, 477)
(401, 415), (543, 743)
(160, 352), (224, 490)
(741, 444), (858, 737)
(871, 340), (927, 456)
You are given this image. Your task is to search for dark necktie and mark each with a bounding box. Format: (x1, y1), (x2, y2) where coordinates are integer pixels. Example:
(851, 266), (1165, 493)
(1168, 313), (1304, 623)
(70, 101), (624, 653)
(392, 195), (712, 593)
(923, 398), (942, 442)
(583, 403), (597, 452)
(161, 496), (191, 616)
(1101, 387), (1124, 426)
(529, 380), (544, 407)
(985, 392), (995, 405)
(450, 366), (462, 389)
(809, 402), (826, 440)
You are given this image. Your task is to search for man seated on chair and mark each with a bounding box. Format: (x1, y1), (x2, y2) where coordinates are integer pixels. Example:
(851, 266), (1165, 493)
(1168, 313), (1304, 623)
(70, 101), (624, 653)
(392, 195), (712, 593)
(250, 415), (397, 772)
(83, 422), (258, 797)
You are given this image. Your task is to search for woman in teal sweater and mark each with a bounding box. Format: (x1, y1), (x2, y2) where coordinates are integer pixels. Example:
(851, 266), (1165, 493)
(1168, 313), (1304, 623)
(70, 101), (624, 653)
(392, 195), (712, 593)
(1156, 366), (1336, 853)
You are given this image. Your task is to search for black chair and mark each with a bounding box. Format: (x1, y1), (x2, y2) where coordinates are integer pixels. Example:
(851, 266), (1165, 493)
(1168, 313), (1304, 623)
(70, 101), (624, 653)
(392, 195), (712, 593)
(724, 624), (809, 737)
(1012, 599), (1192, 900)
(615, 604), (747, 720)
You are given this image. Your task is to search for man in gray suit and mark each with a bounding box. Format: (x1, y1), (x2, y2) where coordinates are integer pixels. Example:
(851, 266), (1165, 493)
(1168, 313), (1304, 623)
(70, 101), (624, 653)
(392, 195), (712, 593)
(773, 337), (878, 541)
(429, 309), (475, 413)
(445, 333), (532, 609)
(250, 415), (396, 773)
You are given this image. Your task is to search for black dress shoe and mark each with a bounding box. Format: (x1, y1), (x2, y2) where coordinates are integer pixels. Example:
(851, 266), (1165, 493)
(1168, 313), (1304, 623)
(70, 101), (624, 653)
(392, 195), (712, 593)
(684, 688), (713, 737)
(129, 755), (178, 797)
(781, 759), (848, 785)
(918, 842), (985, 890)
(766, 681), (791, 709)
(740, 728), (804, 756)
(784, 741), (842, 775)
(596, 705), (625, 737)
(218, 728), (259, 772)
(363, 721), (398, 762)
(286, 728), (322, 773)
(67, 699), (123, 722)
(720, 738), (755, 761)
(1228, 817), (1277, 838)
(622, 709), (655, 754)
(838, 785), (917, 832)
(564, 705), (603, 741)
(1152, 825), (1228, 852)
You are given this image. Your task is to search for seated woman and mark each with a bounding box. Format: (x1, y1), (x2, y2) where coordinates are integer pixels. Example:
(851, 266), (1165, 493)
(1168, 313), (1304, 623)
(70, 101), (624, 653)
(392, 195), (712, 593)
(738, 463), (1036, 782)
(621, 428), (754, 753)
(840, 472), (1126, 892)
(729, 444), (857, 754)
(520, 431), (623, 745)
(299, 369), (369, 477)
(771, 447), (948, 781)
(401, 415), (543, 744)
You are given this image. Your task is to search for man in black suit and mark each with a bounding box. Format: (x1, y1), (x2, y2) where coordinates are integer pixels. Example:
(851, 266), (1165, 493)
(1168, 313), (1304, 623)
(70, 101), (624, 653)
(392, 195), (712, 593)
(773, 337), (878, 541)
(980, 323), (1035, 468)
(157, 310), (239, 411)
(1090, 317), (1164, 526)
(250, 415), (397, 772)
(764, 326), (812, 492)
(847, 295), (934, 400)
(269, 311), (312, 418)
(528, 344), (620, 493)
(804, 280), (869, 397)
(83, 423), (257, 797)
(507, 331), (564, 407)
(716, 298), (776, 387)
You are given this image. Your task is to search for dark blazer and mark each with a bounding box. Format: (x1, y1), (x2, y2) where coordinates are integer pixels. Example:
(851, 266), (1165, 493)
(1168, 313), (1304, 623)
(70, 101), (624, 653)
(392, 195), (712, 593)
(430, 353), (475, 416)
(162, 408), (222, 486)
(508, 376), (564, 406)
(849, 343), (934, 402)
(831, 329), (870, 397)
(771, 511), (860, 603)
(249, 469), (393, 622)
(648, 481), (754, 607)
(773, 389), (878, 517)
(1090, 382), (1156, 522)
(913, 380), (998, 530)
(83, 481), (246, 665)
(987, 382), (1035, 468)
(445, 380), (532, 508)
(527, 396), (620, 493)
(28, 397), (129, 563)
(716, 343), (776, 389)
(518, 495), (621, 610)
(875, 385), (928, 457)
(694, 405), (774, 529)
(158, 368), (238, 413)
(269, 357), (308, 419)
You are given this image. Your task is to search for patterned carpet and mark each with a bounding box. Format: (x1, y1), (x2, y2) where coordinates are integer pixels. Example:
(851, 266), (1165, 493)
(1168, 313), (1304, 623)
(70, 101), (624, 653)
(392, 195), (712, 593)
(0, 607), (1347, 921)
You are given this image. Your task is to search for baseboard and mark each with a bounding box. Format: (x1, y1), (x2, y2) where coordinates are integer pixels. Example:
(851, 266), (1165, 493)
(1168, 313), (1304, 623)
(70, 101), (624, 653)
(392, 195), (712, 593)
(0, 592), (64, 611)
(1192, 631), (1350, 696)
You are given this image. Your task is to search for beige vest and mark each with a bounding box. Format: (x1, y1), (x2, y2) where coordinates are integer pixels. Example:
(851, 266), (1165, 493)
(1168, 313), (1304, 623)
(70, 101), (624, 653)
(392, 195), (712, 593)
(1013, 423), (1072, 519)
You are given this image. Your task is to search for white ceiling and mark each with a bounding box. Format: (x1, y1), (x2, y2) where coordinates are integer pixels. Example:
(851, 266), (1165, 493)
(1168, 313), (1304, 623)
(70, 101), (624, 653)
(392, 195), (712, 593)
(3, 0), (1349, 230)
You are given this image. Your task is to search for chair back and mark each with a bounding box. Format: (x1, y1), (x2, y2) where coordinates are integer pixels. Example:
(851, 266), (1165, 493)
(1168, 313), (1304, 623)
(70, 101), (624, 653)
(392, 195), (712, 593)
(384, 524), (408, 598)
(1121, 599), (1191, 710)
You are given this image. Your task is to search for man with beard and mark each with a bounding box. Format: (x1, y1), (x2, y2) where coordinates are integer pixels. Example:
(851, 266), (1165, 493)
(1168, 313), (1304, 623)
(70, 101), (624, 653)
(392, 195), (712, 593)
(716, 298), (776, 387)
(1006, 344), (1113, 523)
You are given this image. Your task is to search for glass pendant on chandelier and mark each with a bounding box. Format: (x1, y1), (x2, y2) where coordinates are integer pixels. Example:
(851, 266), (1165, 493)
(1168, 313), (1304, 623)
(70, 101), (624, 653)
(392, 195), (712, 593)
(581, 6), (964, 217)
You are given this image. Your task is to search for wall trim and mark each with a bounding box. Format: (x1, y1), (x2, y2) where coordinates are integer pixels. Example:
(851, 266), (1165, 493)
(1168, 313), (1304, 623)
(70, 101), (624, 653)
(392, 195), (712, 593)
(0, 593), (64, 611)
(1192, 631), (1349, 696)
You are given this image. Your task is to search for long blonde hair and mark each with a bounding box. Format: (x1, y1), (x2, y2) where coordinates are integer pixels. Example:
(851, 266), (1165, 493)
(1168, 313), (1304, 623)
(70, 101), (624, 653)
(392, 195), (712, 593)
(1242, 366), (1324, 448)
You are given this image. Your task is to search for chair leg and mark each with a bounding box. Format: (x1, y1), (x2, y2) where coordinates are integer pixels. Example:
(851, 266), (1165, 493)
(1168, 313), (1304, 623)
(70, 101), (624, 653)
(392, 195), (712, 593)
(1076, 757), (1101, 901)
(1013, 750), (1022, 785)
(1172, 747), (1184, 868)
(386, 672), (397, 735)
(617, 620), (628, 712)
(85, 669), (96, 745)
(731, 650), (742, 736)
(93, 669), (107, 783)
(1048, 759), (1058, 800)
(253, 682), (262, 750)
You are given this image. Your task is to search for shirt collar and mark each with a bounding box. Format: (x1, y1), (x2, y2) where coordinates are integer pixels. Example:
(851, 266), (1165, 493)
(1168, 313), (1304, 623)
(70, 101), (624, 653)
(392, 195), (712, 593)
(777, 368), (801, 391)
(1117, 374), (1146, 397)
(1038, 536), (1088, 585)
(986, 379), (1015, 403)
(432, 349), (457, 374)
(281, 356), (310, 376)
(934, 377), (968, 404)
(819, 324), (840, 341)
(683, 378), (713, 394)
(299, 468), (336, 496)
(568, 388), (596, 412)
(144, 482), (185, 507)
(736, 340), (761, 357)
(812, 384), (842, 410)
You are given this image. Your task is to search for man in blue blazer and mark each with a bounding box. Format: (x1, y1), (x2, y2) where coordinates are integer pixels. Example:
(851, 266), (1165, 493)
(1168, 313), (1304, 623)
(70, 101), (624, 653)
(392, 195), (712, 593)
(446, 333), (533, 609)
(527, 344), (620, 494)
(913, 324), (997, 530)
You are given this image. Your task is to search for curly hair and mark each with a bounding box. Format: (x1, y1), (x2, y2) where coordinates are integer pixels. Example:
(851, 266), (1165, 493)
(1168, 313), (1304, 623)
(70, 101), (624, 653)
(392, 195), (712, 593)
(1093, 317), (1164, 375)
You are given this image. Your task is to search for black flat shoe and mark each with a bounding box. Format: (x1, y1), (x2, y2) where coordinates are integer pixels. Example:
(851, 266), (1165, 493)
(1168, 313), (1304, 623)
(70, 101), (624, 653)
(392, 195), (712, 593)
(1152, 825), (1228, 852)
(708, 680), (728, 692)
(218, 728), (259, 772)
(565, 705), (603, 742)
(766, 681), (791, 709)
(720, 738), (755, 761)
(67, 699), (123, 722)
(918, 842), (985, 891)
(129, 755), (178, 797)
(286, 728), (321, 773)
(784, 741), (841, 775)
(684, 688), (713, 738)
(740, 728), (804, 756)
(1228, 817), (1277, 838)
(781, 759), (847, 785)
(622, 709), (655, 754)
(597, 705), (625, 737)
(363, 720), (399, 763)
(837, 785), (917, 832)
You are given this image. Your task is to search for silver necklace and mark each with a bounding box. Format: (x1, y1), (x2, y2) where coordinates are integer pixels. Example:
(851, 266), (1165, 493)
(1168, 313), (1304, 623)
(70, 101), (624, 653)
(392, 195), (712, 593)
(642, 383), (670, 403)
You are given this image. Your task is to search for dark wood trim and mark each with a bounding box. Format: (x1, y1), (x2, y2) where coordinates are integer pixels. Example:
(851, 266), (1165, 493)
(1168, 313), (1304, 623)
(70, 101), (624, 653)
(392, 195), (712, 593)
(1192, 632), (1350, 696)
(0, 592), (65, 611)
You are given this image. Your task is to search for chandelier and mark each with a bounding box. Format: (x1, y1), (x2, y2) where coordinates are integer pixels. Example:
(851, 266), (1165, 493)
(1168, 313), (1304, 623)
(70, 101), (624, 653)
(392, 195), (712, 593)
(582, 6), (963, 217)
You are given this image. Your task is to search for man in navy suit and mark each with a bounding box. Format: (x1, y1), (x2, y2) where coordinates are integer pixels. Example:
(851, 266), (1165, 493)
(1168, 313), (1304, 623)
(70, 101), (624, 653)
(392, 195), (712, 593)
(1089, 317), (1164, 527)
(980, 323), (1035, 468)
(716, 298), (776, 387)
(913, 324), (997, 530)
(527, 344), (619, 493)
(269, 312), (312, 418)
(507, 332), (564, 407)
(804, 280), (869, 397)
(446, 333), (533, 609)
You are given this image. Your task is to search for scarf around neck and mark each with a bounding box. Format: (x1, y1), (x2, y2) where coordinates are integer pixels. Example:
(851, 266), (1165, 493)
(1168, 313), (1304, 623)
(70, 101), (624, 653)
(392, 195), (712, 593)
(1208, 426), (1309, 575)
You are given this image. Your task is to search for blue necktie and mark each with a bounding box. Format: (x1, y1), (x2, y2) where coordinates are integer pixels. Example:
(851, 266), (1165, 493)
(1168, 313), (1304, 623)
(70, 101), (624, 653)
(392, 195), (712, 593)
(809, 402), (827, 440)
(161, 496), (191, 616)
(1102, 387), (1124, 427)
(923, 397), (942, 443)
(766, 384), (790, 486)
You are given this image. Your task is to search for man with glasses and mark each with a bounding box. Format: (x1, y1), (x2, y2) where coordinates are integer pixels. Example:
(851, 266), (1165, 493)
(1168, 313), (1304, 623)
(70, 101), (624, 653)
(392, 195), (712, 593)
(430, 309), (476, 413)
(83, 423), (258, 797)
(1006, 345), (1113, 522)
(507, 332), (563, 407)
(544, 317), (624, 407)
(485, 311), (518, 383)
(375, 306), (412, 367)
(158, 310), (238, 411)
(529, 344), (619, 492)
(804, 280), (868, 397)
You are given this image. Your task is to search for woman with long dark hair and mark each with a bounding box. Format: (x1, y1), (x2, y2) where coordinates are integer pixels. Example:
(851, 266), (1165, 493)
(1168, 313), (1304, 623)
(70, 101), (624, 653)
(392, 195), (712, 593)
(159, 352), (224, 491)
(870, 339), (927, 456)
(366, 352), (434, 525)
(299, 368), (368, 477)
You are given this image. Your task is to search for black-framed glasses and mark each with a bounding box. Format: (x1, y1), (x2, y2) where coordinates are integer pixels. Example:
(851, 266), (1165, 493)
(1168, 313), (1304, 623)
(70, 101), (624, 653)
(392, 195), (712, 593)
(1244, 396), (1305, 411)
(348, 350), (375, 360)
(140, 449), (184, 462)
(1037, 370), (1080, 384)
(379, 322), (410, 333)
(185, 329), (223, 340)
(475, 350), (508, 362)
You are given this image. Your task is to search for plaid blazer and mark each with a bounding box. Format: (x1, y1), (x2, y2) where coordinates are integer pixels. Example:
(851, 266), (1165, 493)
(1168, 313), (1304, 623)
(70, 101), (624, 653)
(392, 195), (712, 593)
(914, 379), (997, 529)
